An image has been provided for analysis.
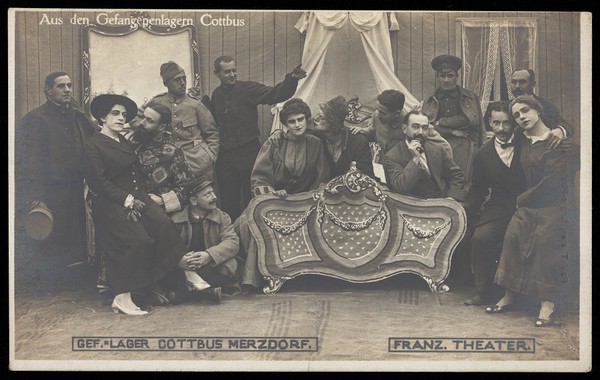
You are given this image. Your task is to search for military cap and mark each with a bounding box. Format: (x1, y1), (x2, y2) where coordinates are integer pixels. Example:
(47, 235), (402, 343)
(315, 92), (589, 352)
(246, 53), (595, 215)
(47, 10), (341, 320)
(160, 61), (185, 82)
(186, 177), (214, 196)
(431, 54), (462, 73)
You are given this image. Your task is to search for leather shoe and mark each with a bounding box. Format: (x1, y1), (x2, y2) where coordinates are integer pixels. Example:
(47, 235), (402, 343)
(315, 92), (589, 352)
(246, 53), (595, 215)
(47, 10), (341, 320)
(166, 290), (191, 305)
(485, 304), (515, 314)
(195, 287), (222, 303)
(535, 312), (560, 327)
(143, 285), (170, 306)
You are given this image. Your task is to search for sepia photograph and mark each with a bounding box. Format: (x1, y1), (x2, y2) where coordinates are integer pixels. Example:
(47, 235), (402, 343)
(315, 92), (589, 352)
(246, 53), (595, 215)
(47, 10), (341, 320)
(8, 8), (591, 371)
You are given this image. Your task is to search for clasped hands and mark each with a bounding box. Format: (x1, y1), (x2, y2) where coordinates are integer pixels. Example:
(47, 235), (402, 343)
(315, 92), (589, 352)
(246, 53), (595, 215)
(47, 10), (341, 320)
(178, 250), (212, 271)
(126, 199), (146, 222)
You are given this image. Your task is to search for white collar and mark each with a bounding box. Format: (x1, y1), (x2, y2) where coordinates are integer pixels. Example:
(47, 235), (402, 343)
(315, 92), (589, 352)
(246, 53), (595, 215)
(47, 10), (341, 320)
(494, 135), (515, 145)
(524, 130), (550, 143)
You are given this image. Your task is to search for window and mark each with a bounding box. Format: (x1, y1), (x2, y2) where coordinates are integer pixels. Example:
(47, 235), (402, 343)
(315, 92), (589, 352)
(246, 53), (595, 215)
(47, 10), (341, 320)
(457, 18), (537, 128)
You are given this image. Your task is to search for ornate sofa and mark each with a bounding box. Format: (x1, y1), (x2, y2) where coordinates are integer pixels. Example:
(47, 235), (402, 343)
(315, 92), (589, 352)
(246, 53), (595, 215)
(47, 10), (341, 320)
(243, 162), (467, 294)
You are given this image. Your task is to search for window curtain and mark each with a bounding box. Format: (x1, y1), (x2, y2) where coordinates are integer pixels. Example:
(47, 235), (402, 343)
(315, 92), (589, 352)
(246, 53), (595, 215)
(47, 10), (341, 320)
(271, 11), (418, 133)
(460, 19), (537, 113)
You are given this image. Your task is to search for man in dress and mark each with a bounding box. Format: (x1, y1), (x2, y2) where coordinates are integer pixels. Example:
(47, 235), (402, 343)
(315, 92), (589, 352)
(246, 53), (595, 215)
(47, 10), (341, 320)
(148, 61), (219, 182)
(16, 71), (97, 290)
(488, 95), (579, 327)
(422, 54), (486, 189)
(383, 110), (465, 201)
(268, 96), (372, 179)
(462, 101), (528, 306)
(211, 55), (306, 221)
(250, 98), (330, 199)
(509, 69), (573, 148)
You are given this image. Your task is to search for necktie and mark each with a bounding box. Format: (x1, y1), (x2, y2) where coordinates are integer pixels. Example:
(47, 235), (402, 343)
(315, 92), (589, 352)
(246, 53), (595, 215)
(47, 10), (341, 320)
(500, 142), (514, 149)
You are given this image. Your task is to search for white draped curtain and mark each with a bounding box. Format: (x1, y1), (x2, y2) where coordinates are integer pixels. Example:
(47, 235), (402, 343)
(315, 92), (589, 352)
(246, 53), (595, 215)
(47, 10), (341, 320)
(271, 11), (419, 133)
(460, 19), (537, 114)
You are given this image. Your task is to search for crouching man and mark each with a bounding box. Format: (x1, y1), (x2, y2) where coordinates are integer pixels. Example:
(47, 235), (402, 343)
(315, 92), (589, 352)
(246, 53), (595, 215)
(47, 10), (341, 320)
(170, 178), (242, 303)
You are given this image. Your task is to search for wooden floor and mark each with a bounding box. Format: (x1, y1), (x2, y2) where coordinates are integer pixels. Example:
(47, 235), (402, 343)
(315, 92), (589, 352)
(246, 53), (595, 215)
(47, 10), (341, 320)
(11, 261), (583, 370)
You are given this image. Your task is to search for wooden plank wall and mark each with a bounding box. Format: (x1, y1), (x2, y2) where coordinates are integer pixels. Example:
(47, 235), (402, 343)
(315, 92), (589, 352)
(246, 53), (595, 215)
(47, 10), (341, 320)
(391, 11), (581, 142)
(14, 10), (581, 143)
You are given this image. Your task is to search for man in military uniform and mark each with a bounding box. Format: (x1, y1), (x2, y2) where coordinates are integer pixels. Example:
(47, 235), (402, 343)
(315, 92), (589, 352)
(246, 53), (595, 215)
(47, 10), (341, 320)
(422, 54), (486, 189)
(148, 61), (219, 182)
(169, 178), (243, 303)
(348, 89), (406, 164)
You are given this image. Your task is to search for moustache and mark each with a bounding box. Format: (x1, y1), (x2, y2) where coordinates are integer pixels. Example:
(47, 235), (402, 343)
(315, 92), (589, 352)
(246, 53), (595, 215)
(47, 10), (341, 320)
(413, 134), (426, 143)
(512, 88), (524, 96)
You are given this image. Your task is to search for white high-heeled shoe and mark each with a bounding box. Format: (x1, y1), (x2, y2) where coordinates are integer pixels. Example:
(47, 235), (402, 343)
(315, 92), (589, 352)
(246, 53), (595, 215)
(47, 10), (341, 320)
(111, 293), (148, 315)
(185, 270), (211, 291)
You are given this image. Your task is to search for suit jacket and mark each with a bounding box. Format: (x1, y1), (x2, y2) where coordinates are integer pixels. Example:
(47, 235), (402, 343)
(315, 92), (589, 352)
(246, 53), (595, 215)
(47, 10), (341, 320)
(384, 138), (465, 200)
(464, 133), (527, 227)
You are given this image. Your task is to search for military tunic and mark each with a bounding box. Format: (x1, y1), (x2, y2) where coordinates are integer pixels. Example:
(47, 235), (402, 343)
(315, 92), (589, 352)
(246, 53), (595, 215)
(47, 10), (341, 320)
(148, 93), (219, 181)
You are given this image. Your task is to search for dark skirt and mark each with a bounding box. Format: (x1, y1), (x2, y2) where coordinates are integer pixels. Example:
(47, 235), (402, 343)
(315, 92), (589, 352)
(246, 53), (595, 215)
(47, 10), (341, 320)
(92, 197), (187, 294)
(494, 203), (568, 301)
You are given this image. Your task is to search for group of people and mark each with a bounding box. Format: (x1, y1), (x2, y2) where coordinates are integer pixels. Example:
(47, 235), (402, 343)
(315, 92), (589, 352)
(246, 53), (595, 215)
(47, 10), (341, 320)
(16, 53), (579, 327)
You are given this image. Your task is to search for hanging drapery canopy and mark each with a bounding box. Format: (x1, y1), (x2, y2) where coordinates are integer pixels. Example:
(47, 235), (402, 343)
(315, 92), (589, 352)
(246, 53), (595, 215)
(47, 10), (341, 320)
(271, 11), (420, 133)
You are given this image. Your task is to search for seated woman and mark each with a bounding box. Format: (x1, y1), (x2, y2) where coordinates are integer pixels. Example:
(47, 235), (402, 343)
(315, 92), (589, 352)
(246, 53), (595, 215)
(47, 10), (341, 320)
(83, 94), (209, 315)
(269, 96), (374, 180)
(251, 97), (330, 199)
(486, 95), (580, 327)
(238, 98), (329, 291)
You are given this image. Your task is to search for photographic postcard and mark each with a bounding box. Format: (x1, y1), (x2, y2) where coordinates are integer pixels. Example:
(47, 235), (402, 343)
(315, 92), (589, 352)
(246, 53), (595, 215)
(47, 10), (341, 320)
(8, 8), (592, 372)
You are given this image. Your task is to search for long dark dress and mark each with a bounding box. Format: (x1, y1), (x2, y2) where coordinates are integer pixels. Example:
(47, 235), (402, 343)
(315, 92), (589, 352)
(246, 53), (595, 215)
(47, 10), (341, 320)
(82, 132), (188, 293)
(250, 134), (330, 196)
(494, 136), (579, 301)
